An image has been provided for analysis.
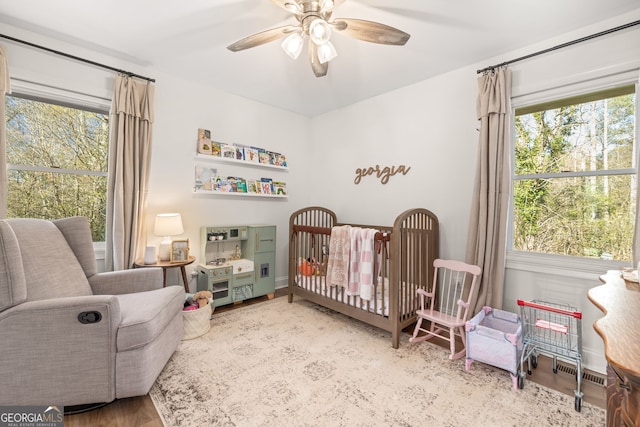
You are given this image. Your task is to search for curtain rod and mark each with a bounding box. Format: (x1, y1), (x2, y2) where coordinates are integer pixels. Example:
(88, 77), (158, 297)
(477, 19), (640, 74)
(0, 33), (155, 83)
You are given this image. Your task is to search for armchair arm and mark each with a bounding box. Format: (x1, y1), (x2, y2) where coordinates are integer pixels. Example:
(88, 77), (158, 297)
(0, 295), (121, 406)
(89, 268), (163, 295)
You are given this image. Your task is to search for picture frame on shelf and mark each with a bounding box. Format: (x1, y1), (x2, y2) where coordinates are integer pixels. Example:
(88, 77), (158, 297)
(170, 239), (190, 263)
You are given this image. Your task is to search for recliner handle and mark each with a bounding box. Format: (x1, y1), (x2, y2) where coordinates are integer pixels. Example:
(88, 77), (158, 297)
(78, 311), (102, 324)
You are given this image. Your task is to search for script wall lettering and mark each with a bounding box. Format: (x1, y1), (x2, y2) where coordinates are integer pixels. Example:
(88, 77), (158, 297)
(354, 165), (411, 185)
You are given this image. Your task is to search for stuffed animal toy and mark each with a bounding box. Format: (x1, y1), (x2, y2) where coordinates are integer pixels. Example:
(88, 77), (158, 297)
(192, 290), (213, 308)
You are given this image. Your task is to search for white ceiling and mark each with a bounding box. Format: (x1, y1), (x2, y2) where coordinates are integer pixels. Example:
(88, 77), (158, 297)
(0, 0), (639, 116)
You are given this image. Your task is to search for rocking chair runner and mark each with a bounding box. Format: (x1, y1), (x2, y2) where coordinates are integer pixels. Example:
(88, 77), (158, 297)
(409, 258), (482, 360)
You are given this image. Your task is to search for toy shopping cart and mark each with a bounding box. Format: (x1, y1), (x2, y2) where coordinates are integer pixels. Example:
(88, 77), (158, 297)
(517, 299), (584, 412)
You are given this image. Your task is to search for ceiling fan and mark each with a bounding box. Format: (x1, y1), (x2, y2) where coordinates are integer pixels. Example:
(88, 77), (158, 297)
(227, 0), (411, 77)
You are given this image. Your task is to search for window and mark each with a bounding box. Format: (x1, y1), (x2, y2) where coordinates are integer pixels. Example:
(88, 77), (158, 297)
(512, 84), (637, 262)
(5, 94), (109, 241)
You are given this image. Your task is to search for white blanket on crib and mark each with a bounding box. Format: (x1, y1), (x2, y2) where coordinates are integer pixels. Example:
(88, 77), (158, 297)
(326, 225), (351, 288)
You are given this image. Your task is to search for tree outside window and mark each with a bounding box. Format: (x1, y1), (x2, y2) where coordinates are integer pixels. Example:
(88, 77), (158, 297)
(513, 85), (636, 261)
(5, 94), (109, 241)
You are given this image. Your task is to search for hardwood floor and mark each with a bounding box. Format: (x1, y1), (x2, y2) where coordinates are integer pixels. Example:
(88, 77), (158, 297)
(65, 288), (605, 426)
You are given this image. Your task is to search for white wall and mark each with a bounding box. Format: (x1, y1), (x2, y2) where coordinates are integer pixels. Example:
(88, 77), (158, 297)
(3, 9), (639, 373)
(309, 65), (478, 261)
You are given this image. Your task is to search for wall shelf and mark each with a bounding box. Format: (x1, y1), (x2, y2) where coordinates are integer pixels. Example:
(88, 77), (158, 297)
(193, 189), (287, 199)
(194, 154), (289, 172)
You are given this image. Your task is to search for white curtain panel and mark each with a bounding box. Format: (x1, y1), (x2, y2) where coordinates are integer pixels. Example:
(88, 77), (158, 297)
(0, 45), (10, 219)
(106, 75), (155, 271)
(633, 72), (640, 267)
(466, 67), (512, 312)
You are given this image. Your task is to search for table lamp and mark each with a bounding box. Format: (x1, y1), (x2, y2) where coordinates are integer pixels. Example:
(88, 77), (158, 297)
(155, 213), (184, 261)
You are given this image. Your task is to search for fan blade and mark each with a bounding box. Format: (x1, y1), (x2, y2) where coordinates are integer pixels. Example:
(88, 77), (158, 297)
(332, 18), (410, 45)
(308, 42), (328, 78)
(227, 25), (299, 52)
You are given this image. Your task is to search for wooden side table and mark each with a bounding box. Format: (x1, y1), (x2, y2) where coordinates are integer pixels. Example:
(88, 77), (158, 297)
(134, 255), (196, 293)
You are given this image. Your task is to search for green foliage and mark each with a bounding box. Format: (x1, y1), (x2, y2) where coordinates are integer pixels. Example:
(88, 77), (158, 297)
(5, 96), (109, 241)
(513, 92), (636, 261)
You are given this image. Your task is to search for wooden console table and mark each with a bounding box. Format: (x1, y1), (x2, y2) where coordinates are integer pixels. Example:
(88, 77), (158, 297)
(589, 271), (640, 426)
(133, 256), (195, 293)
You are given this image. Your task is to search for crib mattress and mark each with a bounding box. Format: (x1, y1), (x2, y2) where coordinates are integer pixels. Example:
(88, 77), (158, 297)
(294, 274), (393, 316)
(296, 274), (415, 317)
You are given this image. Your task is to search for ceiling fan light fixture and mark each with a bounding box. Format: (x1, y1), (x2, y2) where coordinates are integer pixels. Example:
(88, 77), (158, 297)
(320, 0), (334, 12)
(317, 41), (337, 64)
(309, 19), (332, 45)
(281, 32), (305, 59)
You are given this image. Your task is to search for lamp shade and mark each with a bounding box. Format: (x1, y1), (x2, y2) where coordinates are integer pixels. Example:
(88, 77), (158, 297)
(309, 19), (332, 45)
(317, 41), (337, 64)
(281, 32), (304, 59)
(154, 213), (184, 237)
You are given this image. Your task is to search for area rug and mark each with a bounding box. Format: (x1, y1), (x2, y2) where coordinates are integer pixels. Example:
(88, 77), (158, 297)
(149, 297), (605, 427)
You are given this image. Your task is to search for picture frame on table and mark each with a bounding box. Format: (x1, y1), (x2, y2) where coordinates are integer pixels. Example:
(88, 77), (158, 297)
(170, 239), (190, 263)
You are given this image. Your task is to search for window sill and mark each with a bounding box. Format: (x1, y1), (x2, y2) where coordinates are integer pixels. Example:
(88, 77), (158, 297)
(506, 250), (630, 280)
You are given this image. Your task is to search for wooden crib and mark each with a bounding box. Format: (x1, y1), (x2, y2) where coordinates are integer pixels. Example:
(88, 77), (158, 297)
(288, 206), (439, 348)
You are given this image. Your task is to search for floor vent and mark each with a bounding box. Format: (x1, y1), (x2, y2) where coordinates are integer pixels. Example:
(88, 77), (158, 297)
(557, 363), (605, 386)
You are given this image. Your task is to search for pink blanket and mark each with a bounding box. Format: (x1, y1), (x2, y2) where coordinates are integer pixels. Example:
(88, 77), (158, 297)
(347, 227), (378, 300)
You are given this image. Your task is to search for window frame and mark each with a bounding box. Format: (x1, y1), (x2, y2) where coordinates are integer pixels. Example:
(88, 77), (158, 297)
(5, 79), (112, 256)
(507, 79), (640, 275)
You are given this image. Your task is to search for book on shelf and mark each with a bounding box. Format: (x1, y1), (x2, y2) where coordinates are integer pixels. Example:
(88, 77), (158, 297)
(235, 146), (245, 161)
(243, 146), (260, 163)
(272, 181), (287, 195)
(276, 153), (287, 167)
(197, 139), (212, 155)
(246, 179), (258, 193)
(259, 178), (273, 195)
(227, 176), (247, 193)
(212, 176), (233, 192)
(268, 151), (278, 166)
(258, 150), (270, 165)
(194, 166), (217, 191)
(221, 144), (236, 160)
(197, 128), (212, 155)
(197, 128), (211, 140)
(211, 141), (222, 157)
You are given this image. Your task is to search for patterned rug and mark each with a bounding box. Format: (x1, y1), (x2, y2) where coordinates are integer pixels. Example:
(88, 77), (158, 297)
(149, 297), (605, 427)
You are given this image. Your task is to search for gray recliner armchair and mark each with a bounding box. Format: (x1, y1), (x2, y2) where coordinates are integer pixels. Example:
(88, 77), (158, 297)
(0, 216), (185, 406)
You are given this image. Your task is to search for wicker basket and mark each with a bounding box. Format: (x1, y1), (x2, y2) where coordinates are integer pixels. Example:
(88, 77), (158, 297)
(182, 304), (213, 340)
